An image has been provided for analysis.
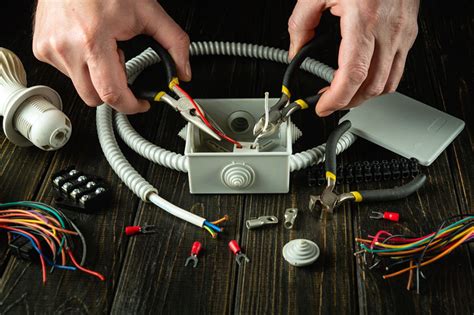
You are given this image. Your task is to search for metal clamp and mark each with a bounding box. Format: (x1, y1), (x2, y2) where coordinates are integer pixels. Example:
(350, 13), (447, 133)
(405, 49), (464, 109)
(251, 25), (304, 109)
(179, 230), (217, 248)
(246, 215), (278, 230)
(284, 208), (298, 229)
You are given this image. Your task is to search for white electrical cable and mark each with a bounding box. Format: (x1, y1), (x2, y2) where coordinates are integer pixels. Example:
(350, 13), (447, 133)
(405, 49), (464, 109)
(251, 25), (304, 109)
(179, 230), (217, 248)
(96, 41), (357, 229)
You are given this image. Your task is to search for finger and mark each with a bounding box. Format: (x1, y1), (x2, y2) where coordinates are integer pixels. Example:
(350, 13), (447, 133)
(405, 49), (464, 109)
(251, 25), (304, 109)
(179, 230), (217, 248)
(68, 62), (102, 106)
(348, 42), (396, 107)
(87, 41), (150, 114)
(288, 0), (326, 59)
(316, 14), (375, 116)
(142, 3), (191, 81)
(384, 51), (408, 93)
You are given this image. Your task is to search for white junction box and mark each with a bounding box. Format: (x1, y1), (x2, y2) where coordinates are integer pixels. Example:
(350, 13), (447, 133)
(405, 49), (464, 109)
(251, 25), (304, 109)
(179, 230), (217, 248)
(183, 98), (301, 194)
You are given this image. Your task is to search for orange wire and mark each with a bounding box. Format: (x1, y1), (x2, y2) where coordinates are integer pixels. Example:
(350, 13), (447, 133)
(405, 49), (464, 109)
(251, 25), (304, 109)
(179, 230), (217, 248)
(0, 209), (64, 229)
(211, 215), (229, 225)
(0, 225), (47, 284)
(0, 219), (65, 264)
(383, 229), (473, 279)
(0, 213), (77, 235)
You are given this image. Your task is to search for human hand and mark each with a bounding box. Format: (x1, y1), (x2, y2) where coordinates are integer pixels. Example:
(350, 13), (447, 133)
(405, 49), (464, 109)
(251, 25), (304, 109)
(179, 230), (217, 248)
(288, 0), (420, 116)
(33, 0), (191, 114)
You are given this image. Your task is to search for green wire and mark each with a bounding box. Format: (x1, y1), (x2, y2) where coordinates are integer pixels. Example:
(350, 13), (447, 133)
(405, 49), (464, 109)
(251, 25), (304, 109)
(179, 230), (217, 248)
(0, 201), (66, 227)
(361, 216), (473, 253)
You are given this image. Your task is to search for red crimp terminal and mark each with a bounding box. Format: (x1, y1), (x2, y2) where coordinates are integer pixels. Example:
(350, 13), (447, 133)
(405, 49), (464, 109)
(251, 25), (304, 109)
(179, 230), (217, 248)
(125, 226), (141, 236)
(383, 212), (400, 222)
(228, 240), (241, 255)
(191, 241), (202, 256)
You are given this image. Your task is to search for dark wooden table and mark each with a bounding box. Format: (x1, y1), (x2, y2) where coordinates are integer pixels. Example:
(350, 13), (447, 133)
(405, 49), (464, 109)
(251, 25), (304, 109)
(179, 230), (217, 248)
(1, 1), (473, 314)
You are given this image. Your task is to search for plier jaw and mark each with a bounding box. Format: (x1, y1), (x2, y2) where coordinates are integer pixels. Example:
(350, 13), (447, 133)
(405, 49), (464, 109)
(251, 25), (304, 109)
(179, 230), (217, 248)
(252, 97), (289, 140)
(161, 92), (221, 141)
(308, 177), (354, 218)
(309, 120), (427, 219)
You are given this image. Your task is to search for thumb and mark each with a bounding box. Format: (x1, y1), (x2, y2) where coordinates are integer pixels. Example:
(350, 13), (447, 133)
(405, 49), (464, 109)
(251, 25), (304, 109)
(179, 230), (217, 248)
(142, 2), (191, 81)
(288, 0), (326, 59)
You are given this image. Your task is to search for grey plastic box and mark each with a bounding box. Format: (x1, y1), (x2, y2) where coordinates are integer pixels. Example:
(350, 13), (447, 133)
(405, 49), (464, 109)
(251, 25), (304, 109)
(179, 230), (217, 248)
(184, 98), (294, 194)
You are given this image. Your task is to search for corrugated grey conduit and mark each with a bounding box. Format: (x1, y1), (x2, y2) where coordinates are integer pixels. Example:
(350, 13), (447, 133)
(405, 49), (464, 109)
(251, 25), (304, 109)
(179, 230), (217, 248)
(96, 42), (356, 227)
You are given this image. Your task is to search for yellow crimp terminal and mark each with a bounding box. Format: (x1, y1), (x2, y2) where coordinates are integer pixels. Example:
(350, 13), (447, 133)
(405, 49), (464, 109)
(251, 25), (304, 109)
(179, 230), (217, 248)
(326, 171), (336, 181)
(294, 99), (309, 109)
(351, 191), (363, 202)
(282, 85), (291, 98)
(154, 91), (166, 102)
(168, 77), (179, 90)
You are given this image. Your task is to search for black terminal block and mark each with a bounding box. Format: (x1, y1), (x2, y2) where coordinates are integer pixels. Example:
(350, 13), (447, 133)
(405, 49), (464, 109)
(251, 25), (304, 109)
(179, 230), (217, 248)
(9, 235), (53, 262)
(307, 158), (422, 186)
(51, 166), (110, 212)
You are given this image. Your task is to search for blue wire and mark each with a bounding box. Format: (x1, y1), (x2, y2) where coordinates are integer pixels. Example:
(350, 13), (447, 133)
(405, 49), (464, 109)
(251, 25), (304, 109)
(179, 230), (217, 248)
(203, 221), (222, 232)
(8, 231), (77, 271)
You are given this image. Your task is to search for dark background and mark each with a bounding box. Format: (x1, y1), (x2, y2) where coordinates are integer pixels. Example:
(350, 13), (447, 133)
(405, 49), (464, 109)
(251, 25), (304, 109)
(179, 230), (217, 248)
(0, 0), (473, 314)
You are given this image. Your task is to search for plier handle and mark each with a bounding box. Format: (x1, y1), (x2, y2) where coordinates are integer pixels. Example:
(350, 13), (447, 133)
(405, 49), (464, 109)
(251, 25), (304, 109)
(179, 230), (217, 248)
(129, 39), (221, 141)
(253, 36), (328, 139)
(309, 120), (427, 217)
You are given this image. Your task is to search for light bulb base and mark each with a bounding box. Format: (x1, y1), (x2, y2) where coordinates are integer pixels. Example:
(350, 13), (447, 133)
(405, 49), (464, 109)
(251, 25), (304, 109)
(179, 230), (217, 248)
(2, 85), (64, 148)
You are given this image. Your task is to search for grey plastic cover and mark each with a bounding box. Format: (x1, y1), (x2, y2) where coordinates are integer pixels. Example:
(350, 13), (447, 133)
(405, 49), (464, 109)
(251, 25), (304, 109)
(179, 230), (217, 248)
(339, 92), (465, 166)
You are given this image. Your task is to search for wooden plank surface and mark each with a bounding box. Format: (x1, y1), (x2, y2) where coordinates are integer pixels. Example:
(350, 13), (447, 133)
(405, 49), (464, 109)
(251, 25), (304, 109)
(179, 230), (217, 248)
(0, 0), (473, 314)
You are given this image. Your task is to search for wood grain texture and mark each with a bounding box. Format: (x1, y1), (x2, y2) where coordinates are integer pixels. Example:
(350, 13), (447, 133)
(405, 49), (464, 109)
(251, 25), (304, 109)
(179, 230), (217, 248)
(0, 0), (472, 314)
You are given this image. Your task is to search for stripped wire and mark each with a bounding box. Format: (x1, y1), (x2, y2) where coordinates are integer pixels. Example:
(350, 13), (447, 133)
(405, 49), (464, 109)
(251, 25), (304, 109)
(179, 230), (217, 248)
(0, 201), (105, 284)
(202, 215), (229, 238)
(355, 215), (473, 293)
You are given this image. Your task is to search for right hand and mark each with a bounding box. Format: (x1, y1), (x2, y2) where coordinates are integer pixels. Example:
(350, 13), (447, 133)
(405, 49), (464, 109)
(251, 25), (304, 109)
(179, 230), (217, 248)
(33, 0), (191, 114)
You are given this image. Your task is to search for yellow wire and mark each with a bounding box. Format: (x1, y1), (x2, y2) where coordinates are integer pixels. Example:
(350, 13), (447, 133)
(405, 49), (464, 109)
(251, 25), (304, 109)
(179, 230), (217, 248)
(203, 226), (217, 238)
(11, 219), (58, 236)
(383, 228), (474, 279)
(372, 226), (462, 249)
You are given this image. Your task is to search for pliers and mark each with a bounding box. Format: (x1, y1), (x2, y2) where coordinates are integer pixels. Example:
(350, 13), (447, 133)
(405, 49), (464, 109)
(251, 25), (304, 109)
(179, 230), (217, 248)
(253, 36), (328, 140)
(129, 39), (221, 141)
(309, 120), (427, 217)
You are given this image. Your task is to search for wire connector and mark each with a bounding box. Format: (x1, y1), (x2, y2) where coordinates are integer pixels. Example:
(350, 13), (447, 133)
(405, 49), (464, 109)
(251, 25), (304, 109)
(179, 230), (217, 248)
(125, 224), (159, 236)
(185, 241), (203, 268)
(228, 240), (250, 266)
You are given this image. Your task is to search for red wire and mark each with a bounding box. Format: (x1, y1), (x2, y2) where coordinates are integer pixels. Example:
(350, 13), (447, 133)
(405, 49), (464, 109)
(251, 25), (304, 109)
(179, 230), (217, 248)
(173, 85), (242, 148)
(0, 225), (47, 284)
(67, 250), (105, 281)
(370, 230), (392, 249)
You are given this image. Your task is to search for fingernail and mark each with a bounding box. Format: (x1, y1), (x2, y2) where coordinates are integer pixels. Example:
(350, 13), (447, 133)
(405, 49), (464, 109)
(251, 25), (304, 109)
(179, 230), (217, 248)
(316, 107), (333, 117)
(185, 61), (192, 81)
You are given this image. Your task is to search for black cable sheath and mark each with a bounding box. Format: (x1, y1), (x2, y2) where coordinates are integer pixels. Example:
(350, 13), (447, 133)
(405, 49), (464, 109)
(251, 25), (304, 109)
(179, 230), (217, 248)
(359, 174), (427, 202)
(325, 120), (352, 176)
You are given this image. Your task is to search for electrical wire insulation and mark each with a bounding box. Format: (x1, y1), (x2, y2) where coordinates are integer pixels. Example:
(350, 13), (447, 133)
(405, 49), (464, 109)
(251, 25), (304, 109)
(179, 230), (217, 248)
(0, 201), (104, 284)
(96, 41), (357, 233)
(355, 215), (473, 292)
(173, 84), (242, 148)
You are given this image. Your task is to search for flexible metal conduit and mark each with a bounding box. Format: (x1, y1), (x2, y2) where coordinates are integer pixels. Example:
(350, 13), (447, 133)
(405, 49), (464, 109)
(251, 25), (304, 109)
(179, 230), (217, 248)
(96, 42), (356, 227)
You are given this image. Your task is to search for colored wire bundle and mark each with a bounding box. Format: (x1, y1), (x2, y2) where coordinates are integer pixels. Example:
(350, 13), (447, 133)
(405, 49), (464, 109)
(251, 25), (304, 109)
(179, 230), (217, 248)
(355, 215), (473, 293)
(203, 215), (229, 238)
(0, 201), (105, 284)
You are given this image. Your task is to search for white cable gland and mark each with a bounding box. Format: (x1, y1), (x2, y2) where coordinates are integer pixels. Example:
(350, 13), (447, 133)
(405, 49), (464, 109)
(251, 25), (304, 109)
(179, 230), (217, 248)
(0, 48), (71, 150)
(283, 239), (320, 267)
(220, 162), (255, 189)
